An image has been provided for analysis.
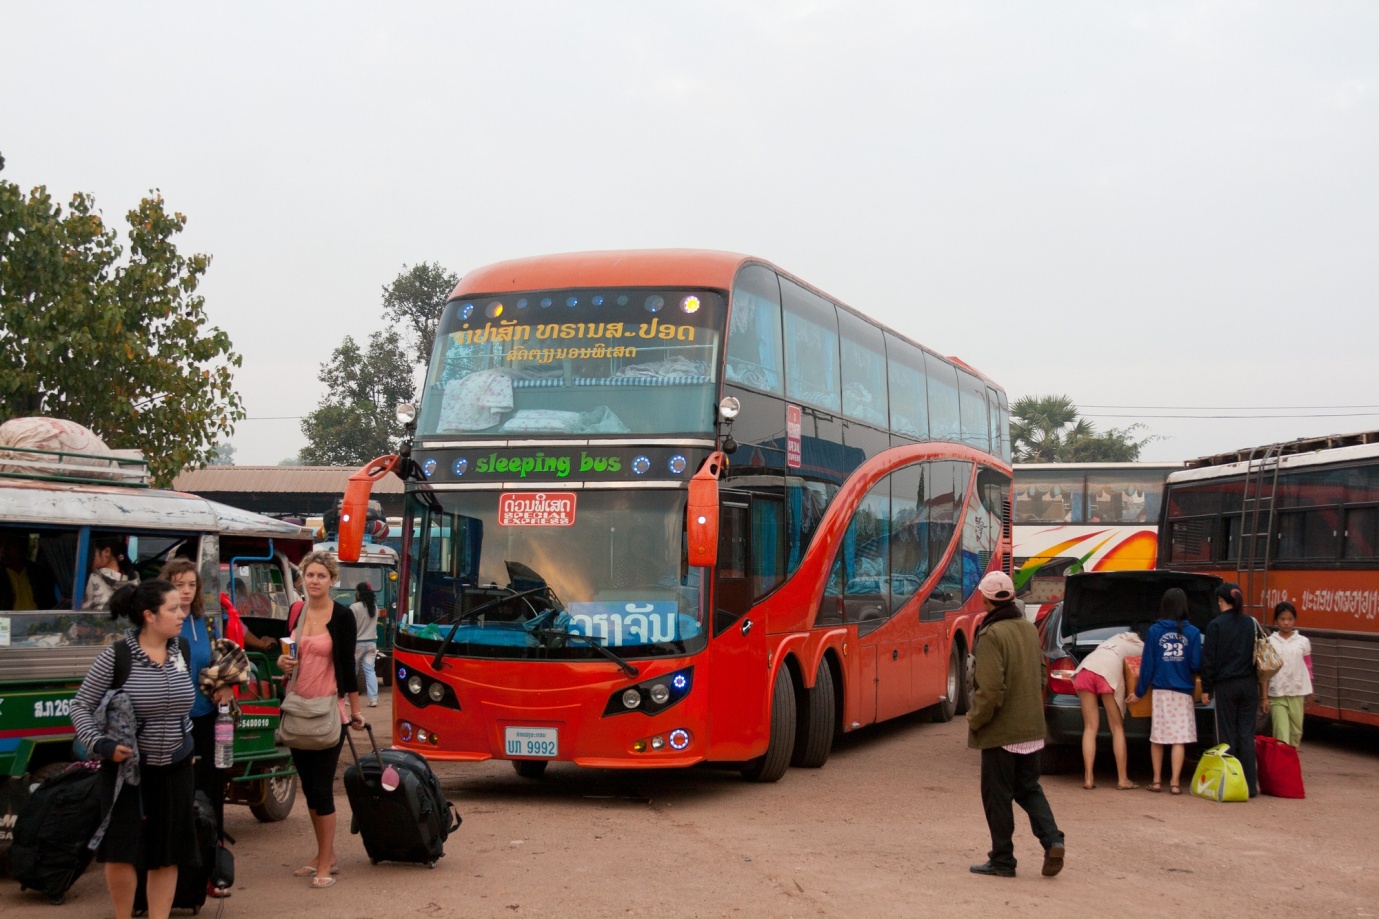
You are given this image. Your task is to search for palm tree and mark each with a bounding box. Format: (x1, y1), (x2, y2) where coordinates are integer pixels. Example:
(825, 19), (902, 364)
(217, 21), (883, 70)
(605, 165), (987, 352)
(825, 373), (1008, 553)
(1010, 394), (1151, 463)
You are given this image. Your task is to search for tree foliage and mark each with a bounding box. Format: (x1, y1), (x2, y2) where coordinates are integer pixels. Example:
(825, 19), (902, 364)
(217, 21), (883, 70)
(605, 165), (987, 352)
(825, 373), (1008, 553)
(0, 155), (243, 486)
(298, 330), (415, 465)
(208, 442), (237, 465)
(1010, 394), (1154, 463)
(381, 262), (458, 364)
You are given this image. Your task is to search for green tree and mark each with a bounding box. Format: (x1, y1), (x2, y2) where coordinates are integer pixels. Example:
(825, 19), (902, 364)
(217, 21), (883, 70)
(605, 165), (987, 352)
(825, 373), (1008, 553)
(299, 330), (415, 465)
(208, 442), (237, 465)
(1010, 394), (1153, 463)
(0, 155), (243, 486)
(381, 262), (459, 364)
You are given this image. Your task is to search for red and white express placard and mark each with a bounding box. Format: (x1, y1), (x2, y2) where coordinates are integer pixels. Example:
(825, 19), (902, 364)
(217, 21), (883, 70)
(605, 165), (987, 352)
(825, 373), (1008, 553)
(498, 492), (577, 527)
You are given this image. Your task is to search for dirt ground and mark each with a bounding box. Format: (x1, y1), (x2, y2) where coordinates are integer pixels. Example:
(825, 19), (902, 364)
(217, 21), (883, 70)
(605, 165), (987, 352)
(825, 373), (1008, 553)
(7, 688), (1379, 919)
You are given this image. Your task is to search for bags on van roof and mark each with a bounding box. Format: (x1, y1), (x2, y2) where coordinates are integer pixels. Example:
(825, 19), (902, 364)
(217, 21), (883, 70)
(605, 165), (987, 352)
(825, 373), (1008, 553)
(0, 417), (139, 481)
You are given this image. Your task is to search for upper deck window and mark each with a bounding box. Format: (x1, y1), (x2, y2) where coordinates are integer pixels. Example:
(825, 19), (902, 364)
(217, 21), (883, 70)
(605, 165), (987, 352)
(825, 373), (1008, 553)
(781, 279), (841, 414)
(725, 266), (784, 396)
(838, 309), (889, 428)
(885, 335), (928, 441)
(417, 288), (723, 438)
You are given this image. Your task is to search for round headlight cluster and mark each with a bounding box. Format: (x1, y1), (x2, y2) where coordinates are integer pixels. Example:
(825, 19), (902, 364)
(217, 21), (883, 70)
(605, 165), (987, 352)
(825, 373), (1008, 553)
(428, 682), (445, 703)
(407, 675), (423, 695)
(621, 688), (642, 710)
(649, 683), (670, 705)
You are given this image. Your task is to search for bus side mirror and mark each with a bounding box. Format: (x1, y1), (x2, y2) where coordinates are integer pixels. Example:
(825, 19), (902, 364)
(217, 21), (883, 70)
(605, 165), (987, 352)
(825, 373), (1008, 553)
(339, 455), (399, 563)
(687, 451), (726, 569)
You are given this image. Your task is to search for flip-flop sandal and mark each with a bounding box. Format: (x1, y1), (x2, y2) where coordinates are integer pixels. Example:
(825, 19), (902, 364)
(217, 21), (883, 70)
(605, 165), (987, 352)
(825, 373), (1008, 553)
(1083, 784), (1096, 790)
(1170, 785), (1182, 795)
(1118, 783), (1141, 790)
(1146, 783), (1162, 793)
(310, 876), (336, 889)
(293, 864), (340, 877)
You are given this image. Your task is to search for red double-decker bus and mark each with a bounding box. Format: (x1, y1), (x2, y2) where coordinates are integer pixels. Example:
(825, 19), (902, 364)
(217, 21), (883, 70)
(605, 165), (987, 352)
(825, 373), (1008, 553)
(340, 250), (1013, 781)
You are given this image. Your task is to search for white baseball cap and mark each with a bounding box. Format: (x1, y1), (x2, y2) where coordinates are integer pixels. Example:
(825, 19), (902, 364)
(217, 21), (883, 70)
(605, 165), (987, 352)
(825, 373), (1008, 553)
(978, 571), (1015, 602)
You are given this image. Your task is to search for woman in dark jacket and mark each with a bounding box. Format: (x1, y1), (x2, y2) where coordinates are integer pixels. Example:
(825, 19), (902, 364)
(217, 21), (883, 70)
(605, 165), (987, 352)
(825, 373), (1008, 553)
(276, 551), (365, 888)
(1201, 582), (1259, 797)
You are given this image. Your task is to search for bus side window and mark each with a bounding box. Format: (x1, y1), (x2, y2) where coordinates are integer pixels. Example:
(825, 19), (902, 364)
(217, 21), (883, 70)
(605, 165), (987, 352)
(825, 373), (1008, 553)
(726, 265), (784, 395)
(713, 501), (752, 636)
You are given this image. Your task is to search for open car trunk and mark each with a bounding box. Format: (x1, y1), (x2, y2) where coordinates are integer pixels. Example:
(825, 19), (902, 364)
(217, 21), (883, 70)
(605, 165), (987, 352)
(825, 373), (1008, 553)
(1058, 570), (1223, 656)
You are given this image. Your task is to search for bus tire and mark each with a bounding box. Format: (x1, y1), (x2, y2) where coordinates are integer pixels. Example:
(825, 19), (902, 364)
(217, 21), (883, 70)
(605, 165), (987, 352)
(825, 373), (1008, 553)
(953, 641), (972, 716)
(930, 645), (962, 723)
(250, 774), (297, 822)
(791, 661), (835, 769)
(741, 665), (797, 783)
(512, 760), (548, 779)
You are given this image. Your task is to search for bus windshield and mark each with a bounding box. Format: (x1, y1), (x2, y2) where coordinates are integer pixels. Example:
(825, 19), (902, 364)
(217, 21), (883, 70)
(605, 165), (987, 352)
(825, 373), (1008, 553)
(416, 288), (724, 438)
(404, 490), (705, 659)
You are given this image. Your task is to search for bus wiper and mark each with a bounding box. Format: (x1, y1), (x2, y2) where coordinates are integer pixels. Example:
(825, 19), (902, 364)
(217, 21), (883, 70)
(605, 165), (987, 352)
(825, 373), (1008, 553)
(431, 586), (554, 671)
(527, 628), (640, 679)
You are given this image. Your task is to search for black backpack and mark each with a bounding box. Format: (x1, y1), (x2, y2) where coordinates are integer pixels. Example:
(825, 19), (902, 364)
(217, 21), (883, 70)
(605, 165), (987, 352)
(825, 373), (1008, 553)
(10, 761), (105, 904)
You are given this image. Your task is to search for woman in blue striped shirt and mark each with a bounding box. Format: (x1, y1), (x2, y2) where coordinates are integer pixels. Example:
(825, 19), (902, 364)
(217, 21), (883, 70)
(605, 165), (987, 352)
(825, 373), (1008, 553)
(71, 580), (197, 919)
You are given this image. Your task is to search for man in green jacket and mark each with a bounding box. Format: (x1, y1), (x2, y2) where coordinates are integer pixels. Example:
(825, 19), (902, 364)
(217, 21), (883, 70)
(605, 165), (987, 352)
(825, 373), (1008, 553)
(967, 571), (1065, 878)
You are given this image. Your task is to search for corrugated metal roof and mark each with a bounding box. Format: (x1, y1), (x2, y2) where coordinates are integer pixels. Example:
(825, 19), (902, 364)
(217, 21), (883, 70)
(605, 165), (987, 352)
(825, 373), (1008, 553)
(173, 466), (405, 494)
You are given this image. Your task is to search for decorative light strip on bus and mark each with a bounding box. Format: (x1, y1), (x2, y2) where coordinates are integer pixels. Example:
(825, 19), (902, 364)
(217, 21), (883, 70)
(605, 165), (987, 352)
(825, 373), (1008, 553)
(423, 481), (689, 492)
(420, 438), (716, 450)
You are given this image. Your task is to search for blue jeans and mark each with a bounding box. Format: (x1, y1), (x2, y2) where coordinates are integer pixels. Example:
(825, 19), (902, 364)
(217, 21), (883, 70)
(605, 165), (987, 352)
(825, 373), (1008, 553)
(355, 641), (378, 703)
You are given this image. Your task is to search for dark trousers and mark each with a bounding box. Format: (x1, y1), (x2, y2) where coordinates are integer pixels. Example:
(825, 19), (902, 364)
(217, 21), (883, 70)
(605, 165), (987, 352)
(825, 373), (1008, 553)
(1213, 676), (1260, 797)
(289, 731), (346, 816)
(191, 712), (227, 837)
(980, 746), (1064, 870)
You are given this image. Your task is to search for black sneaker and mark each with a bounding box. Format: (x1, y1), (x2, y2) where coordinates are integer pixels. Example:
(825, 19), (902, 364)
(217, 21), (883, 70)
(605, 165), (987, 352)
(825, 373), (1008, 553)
(1042, 845), (1066, 877)
(970, 862), (1016, 878)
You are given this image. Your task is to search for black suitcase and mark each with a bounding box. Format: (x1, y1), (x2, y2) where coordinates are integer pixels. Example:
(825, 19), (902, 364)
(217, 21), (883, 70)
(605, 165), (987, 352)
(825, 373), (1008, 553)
(11, 761), (104, 905)
(133, 790), (217, 915)
(345, 724), (460, 867)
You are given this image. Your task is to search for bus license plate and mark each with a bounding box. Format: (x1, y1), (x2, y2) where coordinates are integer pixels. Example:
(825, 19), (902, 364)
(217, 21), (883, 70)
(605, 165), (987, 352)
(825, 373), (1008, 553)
(505, 727), (558, 758)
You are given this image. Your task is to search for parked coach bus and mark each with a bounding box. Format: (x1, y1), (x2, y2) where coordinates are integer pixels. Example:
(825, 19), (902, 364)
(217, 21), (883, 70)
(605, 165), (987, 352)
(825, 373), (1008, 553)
(340, 250), (1014, 781)
(1158, 430), (1379, 728)
(1013, 462), (1179, 618)
(0, 444), (313, 852)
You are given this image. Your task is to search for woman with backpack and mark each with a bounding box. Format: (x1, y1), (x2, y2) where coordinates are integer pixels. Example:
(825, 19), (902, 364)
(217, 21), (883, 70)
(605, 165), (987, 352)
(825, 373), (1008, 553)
(70, 580), (196, 919)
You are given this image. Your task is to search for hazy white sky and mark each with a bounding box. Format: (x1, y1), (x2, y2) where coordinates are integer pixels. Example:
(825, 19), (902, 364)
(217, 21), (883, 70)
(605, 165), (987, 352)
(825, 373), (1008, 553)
(3, 1), (1375, 466)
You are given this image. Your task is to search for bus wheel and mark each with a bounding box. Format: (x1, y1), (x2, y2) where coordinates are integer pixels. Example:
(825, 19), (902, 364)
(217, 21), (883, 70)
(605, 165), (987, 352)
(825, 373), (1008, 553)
(931, 646), (962, 723)
(741, 666), (797, 783)
(512, 760), (548, 779)
(791, 662), (835, 769)
(250, 774), (297, 822)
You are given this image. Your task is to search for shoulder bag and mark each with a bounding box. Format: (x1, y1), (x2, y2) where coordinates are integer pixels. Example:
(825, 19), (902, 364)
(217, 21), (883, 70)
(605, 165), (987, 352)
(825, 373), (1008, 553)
(1252, 618), (1283, 680)
(277, 604), (342, 751)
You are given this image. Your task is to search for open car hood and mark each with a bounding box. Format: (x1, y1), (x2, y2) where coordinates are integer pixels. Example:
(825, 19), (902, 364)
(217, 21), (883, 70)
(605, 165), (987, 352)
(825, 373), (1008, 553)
(1061, 570), (1223, 638)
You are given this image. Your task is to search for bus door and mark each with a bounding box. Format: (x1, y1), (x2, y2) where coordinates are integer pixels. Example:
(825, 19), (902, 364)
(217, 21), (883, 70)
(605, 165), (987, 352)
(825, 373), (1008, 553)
(705, 494), (769, 760)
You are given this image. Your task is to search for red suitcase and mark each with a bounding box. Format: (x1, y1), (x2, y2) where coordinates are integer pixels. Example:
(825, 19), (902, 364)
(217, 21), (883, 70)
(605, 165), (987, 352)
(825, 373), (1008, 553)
(1255, 736), (1305, 799)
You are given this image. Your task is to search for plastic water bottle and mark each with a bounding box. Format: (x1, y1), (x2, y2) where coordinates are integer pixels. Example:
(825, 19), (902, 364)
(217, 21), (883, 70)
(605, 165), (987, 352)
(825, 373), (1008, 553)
(214, 703), (234, 769)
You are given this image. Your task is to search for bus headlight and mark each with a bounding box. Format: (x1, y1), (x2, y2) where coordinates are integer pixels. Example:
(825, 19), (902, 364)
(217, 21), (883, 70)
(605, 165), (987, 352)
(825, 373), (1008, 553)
(407, 675), (424, 696)
(428, 682), (445, 703)
(605, 667), (694, 717)
(649, 683), (670, 705)
(621, 689), (642, 710)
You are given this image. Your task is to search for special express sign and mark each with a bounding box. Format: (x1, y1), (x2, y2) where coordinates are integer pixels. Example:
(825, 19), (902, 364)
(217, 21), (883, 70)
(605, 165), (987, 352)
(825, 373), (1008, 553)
(498, 492), (577, 527)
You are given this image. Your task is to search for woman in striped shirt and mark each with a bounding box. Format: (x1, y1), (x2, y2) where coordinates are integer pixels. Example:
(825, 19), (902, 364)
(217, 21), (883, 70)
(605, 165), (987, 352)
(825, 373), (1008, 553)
(71, 580), (197, 919)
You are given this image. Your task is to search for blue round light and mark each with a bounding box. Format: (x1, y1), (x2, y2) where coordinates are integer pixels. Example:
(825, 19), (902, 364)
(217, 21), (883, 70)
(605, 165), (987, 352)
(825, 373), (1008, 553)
(668, 455), (687, 475)
(452, 458), (469, 476)
(517, 298), (529, 309)
(422, 458), (438, 478)
(669, 729), (690, 750)
(540, 297), (553, 308)
(592, 295), (604, 306)
(632, 456), (651, 475)
(398, 667), (408, 681)
(460, 303), (474, 319)
(645, 295), (664, 313)
(566, 296), (579, 307)
(672, 673), (687, 691)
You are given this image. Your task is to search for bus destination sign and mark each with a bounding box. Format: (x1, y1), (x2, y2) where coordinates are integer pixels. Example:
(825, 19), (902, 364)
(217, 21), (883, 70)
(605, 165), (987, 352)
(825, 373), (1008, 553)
(498, 492), (576, 527)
